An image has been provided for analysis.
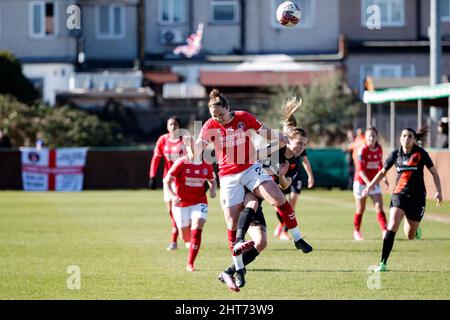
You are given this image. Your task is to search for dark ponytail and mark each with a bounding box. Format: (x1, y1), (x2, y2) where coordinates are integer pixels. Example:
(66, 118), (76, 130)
(404, 126), (428, 145)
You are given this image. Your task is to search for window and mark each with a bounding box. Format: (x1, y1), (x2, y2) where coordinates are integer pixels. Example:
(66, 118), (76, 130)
(443, 0), (450, 22)
(96, 4), (125, 39)
(210, 0), (239, 24)
(361, 0), (405, 27)
(158, 0), (186, 24)
(360, 63), (415, 94)
(272, 0), (314, 29)
(29, 1), (57, 38)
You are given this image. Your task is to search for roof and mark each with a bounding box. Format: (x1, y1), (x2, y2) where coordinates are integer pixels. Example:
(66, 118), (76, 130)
(144, 71), (180, 84)
(199, 57), (338, 87)
(363, 83), (450, 104)
(200, 70), (335, 87)
(365, 76), (449, 90)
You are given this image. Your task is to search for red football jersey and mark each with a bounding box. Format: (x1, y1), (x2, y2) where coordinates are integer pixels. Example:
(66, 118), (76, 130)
(354, 144), (383, 184)
(167, 156), (215, 207)
(149, 134), (186, 178)
(199, 111), (263, 177)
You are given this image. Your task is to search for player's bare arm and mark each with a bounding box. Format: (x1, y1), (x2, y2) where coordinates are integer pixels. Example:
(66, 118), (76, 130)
(362, 168), (387, 197)
(428, 166), (443, 206)
(278, 161), (292, 191)
(302, 156), (315, 188)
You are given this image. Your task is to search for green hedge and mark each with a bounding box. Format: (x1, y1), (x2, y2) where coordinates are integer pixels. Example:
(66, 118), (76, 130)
(0, 95), (123, 147)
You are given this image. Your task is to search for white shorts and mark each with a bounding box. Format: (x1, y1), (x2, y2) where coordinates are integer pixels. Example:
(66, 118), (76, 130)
(219, 163), (272, 209)
(163, 181), (176, 202)
(353, 181), (381, 199)
(172, 203), (208, 228)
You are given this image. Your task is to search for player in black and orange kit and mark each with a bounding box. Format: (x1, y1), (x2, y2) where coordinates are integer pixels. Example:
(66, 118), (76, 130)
(149, 117), (187, 251)
(363, 128), (442, 272)
(273, 147), (315, 241)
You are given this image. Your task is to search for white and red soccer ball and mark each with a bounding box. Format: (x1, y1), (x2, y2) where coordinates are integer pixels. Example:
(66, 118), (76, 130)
(276, 1), (301, 27)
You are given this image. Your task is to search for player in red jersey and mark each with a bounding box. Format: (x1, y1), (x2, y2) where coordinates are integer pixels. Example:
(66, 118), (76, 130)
(197, 89), (307, 291)
(352, 127), (388, 241)
(164, 140), (216, 272)
(149, 117), (187, 251)
(219, 98), (312, 290)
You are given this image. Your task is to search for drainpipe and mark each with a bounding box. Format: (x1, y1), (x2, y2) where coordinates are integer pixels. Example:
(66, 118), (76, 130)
(137, 0), (145, 70)
(417, 0), (421, 40)
(240, 0), (246, 54)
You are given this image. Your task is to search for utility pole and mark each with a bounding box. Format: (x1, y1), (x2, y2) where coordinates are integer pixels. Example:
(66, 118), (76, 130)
(430, 0), (441, 86)
(429, 0), (442, 138)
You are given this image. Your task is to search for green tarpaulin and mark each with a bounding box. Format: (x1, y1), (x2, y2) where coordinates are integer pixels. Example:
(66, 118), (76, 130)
(363, 82), (450, 104)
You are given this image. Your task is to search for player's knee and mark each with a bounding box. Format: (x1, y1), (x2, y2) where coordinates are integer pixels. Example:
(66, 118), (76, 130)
(246, 200), (259, 212)
(271, 195), (286, 207)
(255, 238), (267, 252)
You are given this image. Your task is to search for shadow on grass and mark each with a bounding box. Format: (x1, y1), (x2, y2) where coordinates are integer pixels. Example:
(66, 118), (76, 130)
(268, 248), (381, 253)
(395, 238), (450, 242)
(249, 268), (360, 273)
(249, 268), (450, 273)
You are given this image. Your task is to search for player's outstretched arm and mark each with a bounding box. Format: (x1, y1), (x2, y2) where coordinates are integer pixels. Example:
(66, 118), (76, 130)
(163, 175), (179, 205)
(428, 166), (443, 206)
(208, 177), (217, 199)
(362, 168), (387, 198)
(302, 156), (315, 188)
(278, 161), (293, 191)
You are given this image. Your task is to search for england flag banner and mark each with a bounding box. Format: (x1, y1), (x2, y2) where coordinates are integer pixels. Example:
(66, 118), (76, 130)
(21, 147), (88, 191)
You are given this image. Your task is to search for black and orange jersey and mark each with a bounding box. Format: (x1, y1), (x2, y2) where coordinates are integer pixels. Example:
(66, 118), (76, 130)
(261, 146), (302, 189)
(384, 144), (434, 197)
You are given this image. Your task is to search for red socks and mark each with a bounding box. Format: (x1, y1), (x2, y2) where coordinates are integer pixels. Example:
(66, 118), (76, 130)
(353, 213), (363, 231)
(228, 229), (237, 255)
(187, 229), (202, 266)
(353, 212), (387, 231)
(275, 201), (298, 229)
(377, 211), (387, 231)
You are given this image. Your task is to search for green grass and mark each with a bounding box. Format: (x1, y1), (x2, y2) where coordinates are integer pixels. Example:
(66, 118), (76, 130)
(0, 190), (449, 300)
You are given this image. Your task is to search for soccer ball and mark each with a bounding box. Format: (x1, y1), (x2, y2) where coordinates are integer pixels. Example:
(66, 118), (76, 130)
(276, 1), (301, 27)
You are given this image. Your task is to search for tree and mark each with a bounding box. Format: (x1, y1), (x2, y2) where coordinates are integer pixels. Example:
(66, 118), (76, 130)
(0, 51), (39, 104)
(259, 74), (363, 146)
(0, 95), (123, 147)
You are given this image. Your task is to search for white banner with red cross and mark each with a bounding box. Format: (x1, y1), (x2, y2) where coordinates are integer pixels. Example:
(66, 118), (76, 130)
(20, 147), (88, 191)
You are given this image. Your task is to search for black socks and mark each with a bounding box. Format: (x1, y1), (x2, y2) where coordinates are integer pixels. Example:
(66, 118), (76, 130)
(236, 207), (255, 242)
(381, 230), (396, 264)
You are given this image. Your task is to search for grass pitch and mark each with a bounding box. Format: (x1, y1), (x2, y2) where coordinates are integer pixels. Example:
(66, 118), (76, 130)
(0, 189), (449, 300)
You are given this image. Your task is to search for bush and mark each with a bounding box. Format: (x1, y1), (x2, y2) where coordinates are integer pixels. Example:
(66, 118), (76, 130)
(0, 95), (123, 147)
(259, 75), (363, 146)
(0, 51), (39, 104)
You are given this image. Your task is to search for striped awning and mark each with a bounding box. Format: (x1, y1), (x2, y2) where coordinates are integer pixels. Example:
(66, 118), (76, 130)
(363, 82), (450, 104)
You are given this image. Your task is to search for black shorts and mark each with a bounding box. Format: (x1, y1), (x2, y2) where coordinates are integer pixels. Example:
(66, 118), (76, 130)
(250, 205), (267, 228)
(243, 190), (267, 227)
(390, 194), (426, 222)
(288, 174), (303, 194)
